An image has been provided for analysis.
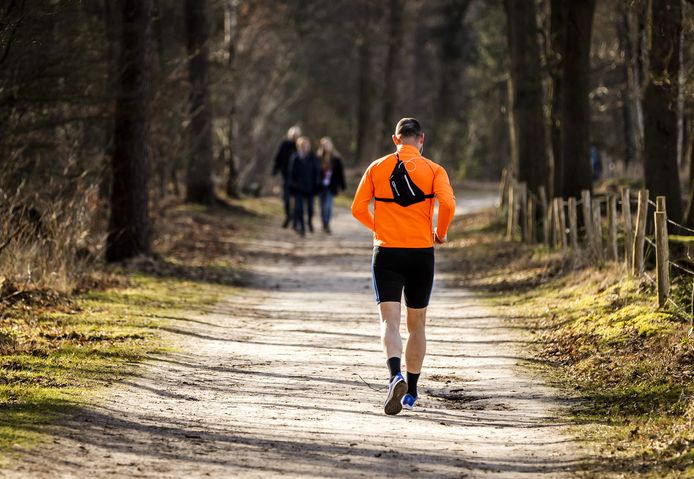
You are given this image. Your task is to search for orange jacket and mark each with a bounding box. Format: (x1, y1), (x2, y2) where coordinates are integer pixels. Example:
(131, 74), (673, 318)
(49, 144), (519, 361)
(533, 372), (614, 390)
(351, 144), (456, 248)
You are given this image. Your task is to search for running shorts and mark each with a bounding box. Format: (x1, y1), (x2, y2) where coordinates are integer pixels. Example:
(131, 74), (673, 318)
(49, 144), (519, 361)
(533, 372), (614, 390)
(371, 246), (435, 309)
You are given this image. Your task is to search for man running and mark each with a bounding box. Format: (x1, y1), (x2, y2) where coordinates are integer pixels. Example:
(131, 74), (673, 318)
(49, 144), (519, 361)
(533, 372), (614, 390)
(351, 118), (456, 415)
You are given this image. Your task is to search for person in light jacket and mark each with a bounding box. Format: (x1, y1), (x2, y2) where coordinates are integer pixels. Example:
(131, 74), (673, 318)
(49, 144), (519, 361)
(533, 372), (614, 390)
(316, 137), (346, 234)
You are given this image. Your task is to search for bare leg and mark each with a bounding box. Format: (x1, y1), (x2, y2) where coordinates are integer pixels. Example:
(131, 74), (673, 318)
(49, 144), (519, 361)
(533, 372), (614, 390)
(405, 307), (427, 373)
(378, 301), (402, 359)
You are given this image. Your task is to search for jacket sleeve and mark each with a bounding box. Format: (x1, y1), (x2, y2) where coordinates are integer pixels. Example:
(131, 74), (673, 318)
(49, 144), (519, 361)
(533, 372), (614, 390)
(266, 145), (282, 176)
(351, 165), (375, 232)
(433, 165), (456, 239)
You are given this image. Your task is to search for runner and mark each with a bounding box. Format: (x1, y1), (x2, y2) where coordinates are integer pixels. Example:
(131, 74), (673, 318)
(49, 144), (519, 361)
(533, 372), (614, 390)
(272, 126), (302, 228)
(351, 118), (456, 415)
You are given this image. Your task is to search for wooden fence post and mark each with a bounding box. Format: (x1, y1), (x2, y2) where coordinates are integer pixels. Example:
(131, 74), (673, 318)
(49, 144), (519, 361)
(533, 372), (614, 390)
(539, 186), (549, 245)
(592, 198), (604, 261)
(632, 188), (649, 276)
(558, 198), (567, 250)
(567, 197), (579, 250)
(607, 195), (618, 261)
(655, 196), (670, 308)
(551, 198), (560, 248)
(621, 187), (633, 270)
(581, 190), (594, 252)
(546, 200), (554, 247)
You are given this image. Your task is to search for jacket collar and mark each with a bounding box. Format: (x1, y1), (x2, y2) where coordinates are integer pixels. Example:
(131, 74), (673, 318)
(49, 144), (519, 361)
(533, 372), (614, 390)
(396, 144), (422, 159)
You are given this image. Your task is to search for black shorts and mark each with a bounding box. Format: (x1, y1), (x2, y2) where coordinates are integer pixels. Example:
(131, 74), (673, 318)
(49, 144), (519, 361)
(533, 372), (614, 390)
(371, 247), (435, 309)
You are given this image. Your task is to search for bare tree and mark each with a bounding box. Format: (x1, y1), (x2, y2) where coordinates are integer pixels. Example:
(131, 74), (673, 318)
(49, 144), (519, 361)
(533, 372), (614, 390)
(106, 0), (152, 262)
(559, 0), (595, 199)
(225, 0), (241, 198)
(548, 0), (567, 197)
(644, 0), (683, 222)
(381, 0), (402, 151)
(503, 0), (548, 197)
(185, 0), (215, 204)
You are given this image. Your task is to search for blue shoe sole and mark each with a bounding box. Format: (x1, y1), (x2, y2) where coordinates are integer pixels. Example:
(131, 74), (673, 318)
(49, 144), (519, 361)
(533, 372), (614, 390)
(384, 378), (407, 415)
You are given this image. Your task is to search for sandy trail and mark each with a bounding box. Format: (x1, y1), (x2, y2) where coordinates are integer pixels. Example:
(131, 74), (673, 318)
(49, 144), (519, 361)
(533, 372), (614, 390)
(5, 195), (586, 478)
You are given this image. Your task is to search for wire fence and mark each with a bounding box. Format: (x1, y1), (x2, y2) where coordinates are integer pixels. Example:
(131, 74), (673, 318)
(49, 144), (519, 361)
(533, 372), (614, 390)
(498, 169), (694, 335)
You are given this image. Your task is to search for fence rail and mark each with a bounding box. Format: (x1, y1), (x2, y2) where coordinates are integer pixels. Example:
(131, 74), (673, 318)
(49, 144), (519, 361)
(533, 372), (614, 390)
(498, 169), (694, 333)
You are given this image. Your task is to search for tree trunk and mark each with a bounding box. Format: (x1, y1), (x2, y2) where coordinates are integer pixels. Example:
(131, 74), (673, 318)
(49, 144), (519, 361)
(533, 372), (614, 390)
(381, 0), (402, 151)
(503, 0), (548, 197)
(644, 0), (683, 223)
(356, 35), (373, 164)
(185, 0), (215, 204)
(616, 4), (642, 167)
(100, 0), (118, 201)
(225, 0), (240, 198)
(437, 0), (471, 122)
(106, 0), (152, 262)
(560, 0), (595, 199)
(549, 0), (567, 197)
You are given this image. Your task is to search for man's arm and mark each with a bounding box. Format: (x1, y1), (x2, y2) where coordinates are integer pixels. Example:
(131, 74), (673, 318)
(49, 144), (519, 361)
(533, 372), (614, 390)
(272, 142), (285, 176)
(433, 166), (456, 241)
(351, 166), (375, 231)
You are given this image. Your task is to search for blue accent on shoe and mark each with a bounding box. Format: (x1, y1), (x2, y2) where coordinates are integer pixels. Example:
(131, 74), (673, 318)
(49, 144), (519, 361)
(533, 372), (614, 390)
(384, 373), (407, 415)
(401, 393), (417, 410)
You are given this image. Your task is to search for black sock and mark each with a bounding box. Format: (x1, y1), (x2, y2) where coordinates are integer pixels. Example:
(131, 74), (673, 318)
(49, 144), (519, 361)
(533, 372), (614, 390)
(386, 357), (401, 381)
(407, 372), (420, 397)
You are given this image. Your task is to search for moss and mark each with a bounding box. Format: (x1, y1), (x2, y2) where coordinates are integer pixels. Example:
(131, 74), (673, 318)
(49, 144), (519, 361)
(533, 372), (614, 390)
(444, 209), (694, 478)
(0, 272), (233, 461)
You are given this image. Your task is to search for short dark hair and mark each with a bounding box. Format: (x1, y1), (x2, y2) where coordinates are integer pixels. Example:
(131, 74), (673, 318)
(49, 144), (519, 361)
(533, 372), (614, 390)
(395, 118), (422, 138)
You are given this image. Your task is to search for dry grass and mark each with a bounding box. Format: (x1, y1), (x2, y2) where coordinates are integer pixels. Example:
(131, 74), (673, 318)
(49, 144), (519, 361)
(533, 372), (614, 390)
(0, 194), (270, 461)
(0, 179), (105, 298)
(442, 208), (694, 478)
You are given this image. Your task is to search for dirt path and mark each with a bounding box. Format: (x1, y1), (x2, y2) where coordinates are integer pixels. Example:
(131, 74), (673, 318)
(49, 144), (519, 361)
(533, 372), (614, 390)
(5, 198), (586, 478)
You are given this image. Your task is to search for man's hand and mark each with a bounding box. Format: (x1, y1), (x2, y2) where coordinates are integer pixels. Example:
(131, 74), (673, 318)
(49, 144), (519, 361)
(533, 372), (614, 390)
(434, 228), (447, 245)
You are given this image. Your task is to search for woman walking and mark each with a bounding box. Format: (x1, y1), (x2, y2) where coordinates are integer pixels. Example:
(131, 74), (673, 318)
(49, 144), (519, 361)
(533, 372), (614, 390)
(316, 137), (346, 234)
(289, 136), (321, 236)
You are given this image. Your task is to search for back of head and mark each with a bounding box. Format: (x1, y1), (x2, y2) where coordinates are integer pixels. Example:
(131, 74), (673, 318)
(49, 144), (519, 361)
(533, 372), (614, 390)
(287, 125), (302, 141)
(394, 118), (422, 140)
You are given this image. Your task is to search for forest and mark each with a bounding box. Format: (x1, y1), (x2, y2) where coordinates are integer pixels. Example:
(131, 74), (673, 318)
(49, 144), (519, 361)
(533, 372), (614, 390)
(0, 0), (693, 278)
(1, 0), (694, 477)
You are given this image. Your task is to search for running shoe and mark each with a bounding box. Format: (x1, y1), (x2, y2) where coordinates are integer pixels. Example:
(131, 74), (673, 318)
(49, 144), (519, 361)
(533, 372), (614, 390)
(401, 393), (417, 411)
(384, 373), (407, 415)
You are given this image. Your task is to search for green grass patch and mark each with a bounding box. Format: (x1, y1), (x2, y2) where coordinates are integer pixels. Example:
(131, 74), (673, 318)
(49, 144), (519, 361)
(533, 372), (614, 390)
(0, 194), (262, 464)
(443, 209), (694, 478)
(0, 273), (232, 464)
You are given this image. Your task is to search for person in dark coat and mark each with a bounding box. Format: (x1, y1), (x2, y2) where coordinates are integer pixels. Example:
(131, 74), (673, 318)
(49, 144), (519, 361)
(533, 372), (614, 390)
(272, 125), (302, 228)
(317, 137), (346, 234)
(289, 136), (321, 236)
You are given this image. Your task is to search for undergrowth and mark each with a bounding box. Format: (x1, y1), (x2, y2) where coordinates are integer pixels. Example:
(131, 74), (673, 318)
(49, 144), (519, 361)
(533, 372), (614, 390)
(443, 209), (694, 478)
(0, 195), (264, 464)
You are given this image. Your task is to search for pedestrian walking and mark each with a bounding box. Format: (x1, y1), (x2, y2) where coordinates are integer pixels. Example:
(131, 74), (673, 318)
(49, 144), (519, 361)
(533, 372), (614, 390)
(273, 125), (302, 228)
(316, 137), (346, 234)
(351, 118), (456, 415)
(289, 136), (320, 236)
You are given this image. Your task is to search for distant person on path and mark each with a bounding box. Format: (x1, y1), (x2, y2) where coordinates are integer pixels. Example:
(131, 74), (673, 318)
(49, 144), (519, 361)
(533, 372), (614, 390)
(273, 125), (302, 228)
(289, 136), (320, 236)
(590, 145), (602, 181)
(316, 137), (346, 234)
(352, 118), (456, 415)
